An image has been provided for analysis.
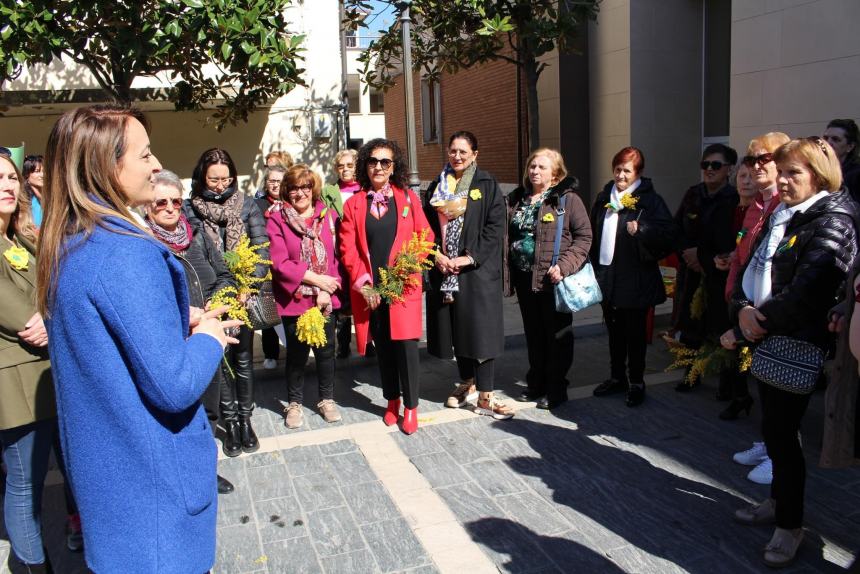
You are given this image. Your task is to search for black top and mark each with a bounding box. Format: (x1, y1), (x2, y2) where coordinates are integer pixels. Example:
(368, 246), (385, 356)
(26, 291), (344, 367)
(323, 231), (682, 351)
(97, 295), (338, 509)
(365, 195), (397, 284)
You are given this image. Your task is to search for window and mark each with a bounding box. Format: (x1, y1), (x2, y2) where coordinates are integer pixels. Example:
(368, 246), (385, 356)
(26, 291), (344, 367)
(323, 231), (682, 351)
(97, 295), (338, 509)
(702, 0), (731, 140)
(347, 74), (361, 114)
(421, 78), (441, 144)
(369, 85), (384, 114)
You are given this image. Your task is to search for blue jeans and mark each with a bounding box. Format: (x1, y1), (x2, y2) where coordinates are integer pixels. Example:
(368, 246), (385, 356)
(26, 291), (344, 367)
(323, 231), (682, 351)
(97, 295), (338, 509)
(0, 418), (56, 565)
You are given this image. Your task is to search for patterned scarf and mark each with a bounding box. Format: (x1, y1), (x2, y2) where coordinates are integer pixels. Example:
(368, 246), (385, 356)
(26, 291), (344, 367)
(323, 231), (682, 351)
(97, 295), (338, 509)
(431, 162), (476, 299)
(263, 195), (282, 219)
(281, 204), (329, 298)
(369, 182), (393, 220)
(190, 187), (245, 252)
(145, 213), (193, 252)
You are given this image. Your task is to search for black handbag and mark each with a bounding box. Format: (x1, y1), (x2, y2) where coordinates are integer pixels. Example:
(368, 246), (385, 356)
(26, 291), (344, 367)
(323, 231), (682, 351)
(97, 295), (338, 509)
(246, 281), (281, 330)
(750, 335), (824, 395)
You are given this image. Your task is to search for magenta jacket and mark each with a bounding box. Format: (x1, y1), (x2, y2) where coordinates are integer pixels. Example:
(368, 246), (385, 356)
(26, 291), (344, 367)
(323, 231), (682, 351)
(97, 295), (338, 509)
(267, 200), (345, 316)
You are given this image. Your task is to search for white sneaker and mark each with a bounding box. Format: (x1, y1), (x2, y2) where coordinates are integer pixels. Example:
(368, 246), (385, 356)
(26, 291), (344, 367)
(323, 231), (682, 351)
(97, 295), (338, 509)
(747, 457), (773, 485)
(733, 441), (767, 466)
(263, 358), (277, 370)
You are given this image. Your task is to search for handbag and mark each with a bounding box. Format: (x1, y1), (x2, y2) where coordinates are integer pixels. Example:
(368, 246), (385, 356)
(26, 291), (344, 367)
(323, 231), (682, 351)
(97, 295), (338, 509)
(750, 335), (824, 394)
(550, 208), (603, 313)
(246, 281), (281, 330)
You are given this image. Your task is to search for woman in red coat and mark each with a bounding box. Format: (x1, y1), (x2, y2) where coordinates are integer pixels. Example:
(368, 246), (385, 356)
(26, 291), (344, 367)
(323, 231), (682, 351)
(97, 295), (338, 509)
(339, 139), (433, 434)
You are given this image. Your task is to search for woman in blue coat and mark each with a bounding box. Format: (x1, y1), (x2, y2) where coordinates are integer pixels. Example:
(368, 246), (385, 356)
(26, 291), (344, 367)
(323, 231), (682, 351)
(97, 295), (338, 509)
(37, 105), (241, 574)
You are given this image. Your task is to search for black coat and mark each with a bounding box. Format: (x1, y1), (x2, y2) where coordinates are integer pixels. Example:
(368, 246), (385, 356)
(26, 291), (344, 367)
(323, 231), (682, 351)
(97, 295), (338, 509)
(423, 167), (505, 359)
(184, 189), (270, 280)
(729, 188), (860, 347)
(589, 177), (677, 309)
(173, 227), (237, 309)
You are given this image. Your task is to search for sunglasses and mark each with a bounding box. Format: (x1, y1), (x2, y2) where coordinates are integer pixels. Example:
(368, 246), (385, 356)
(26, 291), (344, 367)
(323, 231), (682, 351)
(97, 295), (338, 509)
(741, 153), (774, 168)
(700, 160), (727, 171)
(154, 198), (183, 210)
(367, 157), (393, 170)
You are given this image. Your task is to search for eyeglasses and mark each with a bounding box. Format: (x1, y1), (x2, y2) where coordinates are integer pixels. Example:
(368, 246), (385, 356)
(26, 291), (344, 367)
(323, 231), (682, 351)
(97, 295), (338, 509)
(154, 198), (183, 210)
(266, 179), (283, 187)
(448, 150), (472, 158)
(700, 160), (726, 171)
(287, 186), (312, 196)
(367, 157), (393, 170)
(741, 153), (774, 168)
(205, 176), (234, 186)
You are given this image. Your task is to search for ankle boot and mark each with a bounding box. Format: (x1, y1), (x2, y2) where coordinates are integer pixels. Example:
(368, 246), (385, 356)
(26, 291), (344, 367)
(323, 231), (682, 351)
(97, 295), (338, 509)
(402, 407), (418, 434)
(383, 399), (400, 426)
(238, 418), (259, 453)
(223, 421), (242, 457)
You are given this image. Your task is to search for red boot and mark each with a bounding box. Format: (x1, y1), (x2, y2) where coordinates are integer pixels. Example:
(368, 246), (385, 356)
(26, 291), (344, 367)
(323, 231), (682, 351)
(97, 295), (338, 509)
(383, 399), (401, 426)
(402, 407), (418, 435)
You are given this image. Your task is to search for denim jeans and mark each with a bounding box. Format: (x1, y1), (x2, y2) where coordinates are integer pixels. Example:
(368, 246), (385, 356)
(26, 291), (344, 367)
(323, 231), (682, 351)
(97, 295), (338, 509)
(0, 418), (56, 565)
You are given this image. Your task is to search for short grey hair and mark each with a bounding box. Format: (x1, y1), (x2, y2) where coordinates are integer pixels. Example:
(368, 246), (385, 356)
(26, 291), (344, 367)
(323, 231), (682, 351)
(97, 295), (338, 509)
(266, 165), (287, 179)
(152, 169), (185, 194)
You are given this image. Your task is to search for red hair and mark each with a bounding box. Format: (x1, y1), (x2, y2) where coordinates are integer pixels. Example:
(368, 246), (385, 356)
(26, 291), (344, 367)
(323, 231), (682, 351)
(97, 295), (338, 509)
(612, 146), (645, 174)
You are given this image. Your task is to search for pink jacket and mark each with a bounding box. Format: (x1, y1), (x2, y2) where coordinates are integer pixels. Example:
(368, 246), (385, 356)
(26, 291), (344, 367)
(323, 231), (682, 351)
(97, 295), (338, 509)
(267, 201), (345, 316)
(725, 189), (779, 301)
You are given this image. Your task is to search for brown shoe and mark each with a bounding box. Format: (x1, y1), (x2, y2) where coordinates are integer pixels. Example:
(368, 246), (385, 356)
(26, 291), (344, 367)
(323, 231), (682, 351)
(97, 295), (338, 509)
(445, 381), (478, 408)
(763, 527), (803, 568)
(734, 498), (776, 525)
(475, 393), (514, 420)
(317, 399), (342, 423)
(284, 402), (303, 429)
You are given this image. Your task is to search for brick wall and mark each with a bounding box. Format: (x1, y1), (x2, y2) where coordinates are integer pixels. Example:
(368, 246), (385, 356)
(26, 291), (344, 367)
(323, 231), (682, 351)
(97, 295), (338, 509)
(384, 57), (528, 188)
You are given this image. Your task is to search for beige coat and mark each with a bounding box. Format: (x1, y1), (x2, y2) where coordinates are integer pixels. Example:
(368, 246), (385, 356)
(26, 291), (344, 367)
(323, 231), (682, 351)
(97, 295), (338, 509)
(0, 234), (55, 430)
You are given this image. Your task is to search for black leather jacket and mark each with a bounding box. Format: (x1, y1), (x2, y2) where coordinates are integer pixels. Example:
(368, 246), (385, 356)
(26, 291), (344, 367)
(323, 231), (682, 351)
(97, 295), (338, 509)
(172, 227), (236, 309)
(729, 188), (860, 347)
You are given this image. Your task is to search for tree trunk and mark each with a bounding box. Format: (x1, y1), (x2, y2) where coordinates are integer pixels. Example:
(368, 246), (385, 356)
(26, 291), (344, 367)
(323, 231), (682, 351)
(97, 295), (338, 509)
(522, 48), (541, 151)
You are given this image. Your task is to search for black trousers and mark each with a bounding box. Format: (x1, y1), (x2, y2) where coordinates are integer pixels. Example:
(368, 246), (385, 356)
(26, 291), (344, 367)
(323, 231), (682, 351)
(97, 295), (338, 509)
(456, 357), (495, 392)
(604, 305), (648, 385)
(261, 327), (280, 361)
(221, 325), (254, 421)
(335, 311), (353, 355)
(758, 379), (811, 529)
(369, 304), (420, 408)
(282, 315), (336, 404)
(513, 271), (573, 403)
(201, 367), (223, 435)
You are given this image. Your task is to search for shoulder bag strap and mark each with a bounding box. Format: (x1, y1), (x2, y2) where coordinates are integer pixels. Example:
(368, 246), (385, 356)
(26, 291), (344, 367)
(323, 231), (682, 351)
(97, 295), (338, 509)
(551, 208), (566, 267)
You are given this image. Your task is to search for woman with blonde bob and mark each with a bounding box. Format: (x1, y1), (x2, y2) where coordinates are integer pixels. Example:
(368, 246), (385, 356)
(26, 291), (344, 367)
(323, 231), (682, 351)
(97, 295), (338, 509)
(505, 148), (592, 410)
(38, 105), (241, 573)
(723, 137), (858, 568)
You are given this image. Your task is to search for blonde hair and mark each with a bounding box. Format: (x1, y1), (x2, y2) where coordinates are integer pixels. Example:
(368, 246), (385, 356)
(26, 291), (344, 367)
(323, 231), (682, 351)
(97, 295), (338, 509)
(773, 137), (843, 192)
(0, 155), (38, 242)
(281, 163), (323, 203)
(265, 151), (294, 169)
(37, 105), (151, 315)
(747, 132), (790, 154)
(522, 148), (568, 189)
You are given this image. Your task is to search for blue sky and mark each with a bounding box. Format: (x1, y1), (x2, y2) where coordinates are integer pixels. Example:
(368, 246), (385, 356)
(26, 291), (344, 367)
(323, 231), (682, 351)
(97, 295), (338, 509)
(363, 0), (396, 35)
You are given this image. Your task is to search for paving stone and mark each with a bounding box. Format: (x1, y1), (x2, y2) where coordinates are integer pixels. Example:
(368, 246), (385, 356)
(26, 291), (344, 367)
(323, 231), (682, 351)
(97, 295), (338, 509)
(318, 439), (359, 455)
(361, 518), (430, 573)
(390, 566), (440, 574)
(462, 458), (527, 497)
(293, 472), (346, 512)
(217, 486), (255, 528)
(408, 451), (470, 488)
(319, 549), (380, 574)
(464, 518), (555, 573)
(306, 506), (365, 557)
(252, 496), (306, 543)
(262, 537), (323, 574)
(341, 481), (401, 525)
(536, 529), (627, 573)
(434, 483), (505, 523)
(391, 429), (444, 458)
(246, 463), (295, 501)
(244, 450), (287, 468)
(326, 451), (377, 485)
(283, 446), (329, 478)
(494, 492), (570, 536)
(215, 523), (264, 573)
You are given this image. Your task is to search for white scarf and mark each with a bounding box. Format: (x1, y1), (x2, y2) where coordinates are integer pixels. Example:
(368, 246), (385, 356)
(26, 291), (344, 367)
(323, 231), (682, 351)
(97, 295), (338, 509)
(599, 179), (641, 265)
(742, 191), (828, 306)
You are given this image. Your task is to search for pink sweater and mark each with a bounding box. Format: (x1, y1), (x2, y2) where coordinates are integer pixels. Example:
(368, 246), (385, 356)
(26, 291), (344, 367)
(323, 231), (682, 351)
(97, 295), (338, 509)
(267, 201), (345, 316)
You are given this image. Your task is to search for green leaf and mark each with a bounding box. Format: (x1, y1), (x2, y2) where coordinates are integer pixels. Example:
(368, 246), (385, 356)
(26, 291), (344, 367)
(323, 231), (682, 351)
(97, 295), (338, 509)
(221, 42), (233, 59)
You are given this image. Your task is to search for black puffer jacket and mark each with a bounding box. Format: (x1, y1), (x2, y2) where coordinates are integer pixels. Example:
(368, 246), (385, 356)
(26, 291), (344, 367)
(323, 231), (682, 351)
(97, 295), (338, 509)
(729, 188), (860, 347)
(173, 226), (236, 309)
(589, 177), (678, 309)
(184, 188), (270, 279)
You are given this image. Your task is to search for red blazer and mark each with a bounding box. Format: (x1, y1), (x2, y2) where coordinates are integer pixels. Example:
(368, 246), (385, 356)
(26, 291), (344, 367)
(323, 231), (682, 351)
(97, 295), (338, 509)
(339, 186), (433, 354)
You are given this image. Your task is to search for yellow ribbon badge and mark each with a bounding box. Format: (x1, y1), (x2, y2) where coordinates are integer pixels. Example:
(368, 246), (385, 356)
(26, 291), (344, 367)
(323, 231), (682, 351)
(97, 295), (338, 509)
(469, 188), (482, 201)
(4, 245), (29, 271)
(542, 213), (555, 223)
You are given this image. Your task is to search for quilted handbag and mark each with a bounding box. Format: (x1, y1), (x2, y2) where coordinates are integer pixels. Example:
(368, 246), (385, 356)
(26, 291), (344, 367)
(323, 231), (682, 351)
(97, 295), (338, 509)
(550, 209), (603, 313)
(246, 281), (281, 330)
(750, 335), (824, 395)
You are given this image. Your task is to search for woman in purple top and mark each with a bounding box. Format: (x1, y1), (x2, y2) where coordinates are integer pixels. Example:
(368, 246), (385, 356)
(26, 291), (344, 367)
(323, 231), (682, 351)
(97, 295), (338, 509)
(268, 164), (346, 429)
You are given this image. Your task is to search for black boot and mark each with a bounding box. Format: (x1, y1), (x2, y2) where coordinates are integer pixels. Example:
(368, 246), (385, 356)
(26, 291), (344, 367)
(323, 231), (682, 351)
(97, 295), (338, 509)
(222, 422), (242, 457)
(719, 396), (754, 420)
(238, 418), (259, 453)
(10, 551), (53, 573)
(217, 474), (235, 494)
(626, 383), (646, 407)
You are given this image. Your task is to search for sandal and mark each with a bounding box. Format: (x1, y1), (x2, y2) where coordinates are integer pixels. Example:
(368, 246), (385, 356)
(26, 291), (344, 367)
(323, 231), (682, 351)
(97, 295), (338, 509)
(475, 394), (514, 420)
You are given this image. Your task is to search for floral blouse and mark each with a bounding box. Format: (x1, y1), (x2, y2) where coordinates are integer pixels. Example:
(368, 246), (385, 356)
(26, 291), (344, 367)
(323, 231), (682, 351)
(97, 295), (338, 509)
(509, 190), (549, 272)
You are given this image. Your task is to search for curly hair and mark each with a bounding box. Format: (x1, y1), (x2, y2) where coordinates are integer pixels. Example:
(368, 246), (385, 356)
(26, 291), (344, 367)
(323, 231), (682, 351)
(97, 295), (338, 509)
(356, 138), (408, 190)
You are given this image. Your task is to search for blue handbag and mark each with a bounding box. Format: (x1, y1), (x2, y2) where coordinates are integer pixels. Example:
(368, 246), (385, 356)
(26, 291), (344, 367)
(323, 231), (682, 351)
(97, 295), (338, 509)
(550, 208), (602, 313)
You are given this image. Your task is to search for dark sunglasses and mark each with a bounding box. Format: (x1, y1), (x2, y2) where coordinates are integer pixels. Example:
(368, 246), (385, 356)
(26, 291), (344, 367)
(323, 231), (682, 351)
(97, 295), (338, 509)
(741, 153), (774, 167)
(700, 160), (726, 171)
(367, 157), (393, 170)
(154, 198), (183, 210)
